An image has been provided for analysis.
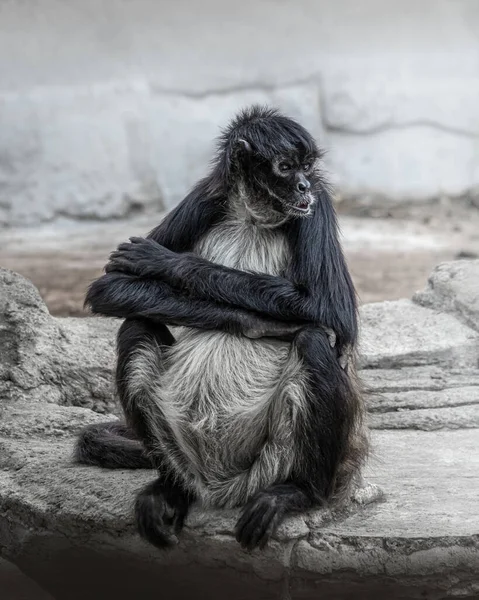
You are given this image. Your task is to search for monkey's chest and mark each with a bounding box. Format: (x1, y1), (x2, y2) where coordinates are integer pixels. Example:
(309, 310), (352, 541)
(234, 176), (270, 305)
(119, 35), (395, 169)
(158, 220), (293, 466)
(193, 218), (290, 273)
(175, 218), (292, 417)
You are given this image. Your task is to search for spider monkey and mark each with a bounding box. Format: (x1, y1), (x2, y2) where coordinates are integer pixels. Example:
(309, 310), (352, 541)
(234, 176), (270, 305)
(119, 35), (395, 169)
(75, 106), (368, 551)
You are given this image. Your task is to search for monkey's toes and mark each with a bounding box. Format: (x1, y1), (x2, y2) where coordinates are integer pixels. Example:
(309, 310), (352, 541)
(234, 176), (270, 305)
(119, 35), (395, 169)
(135, 491), (180, 549)
(235, 495), (281, 551)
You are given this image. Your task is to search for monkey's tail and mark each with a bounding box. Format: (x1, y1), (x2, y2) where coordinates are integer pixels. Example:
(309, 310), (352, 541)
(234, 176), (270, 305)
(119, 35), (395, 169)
(74, 421), (153, 469)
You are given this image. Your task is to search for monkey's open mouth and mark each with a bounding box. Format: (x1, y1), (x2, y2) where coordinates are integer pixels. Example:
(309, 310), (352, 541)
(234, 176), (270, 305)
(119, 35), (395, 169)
(291, 199), (312, 214)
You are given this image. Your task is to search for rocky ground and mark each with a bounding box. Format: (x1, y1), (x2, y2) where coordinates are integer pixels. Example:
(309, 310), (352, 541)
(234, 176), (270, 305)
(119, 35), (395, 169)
(0, 258), (478, 599)
(1, 203), (479, 315)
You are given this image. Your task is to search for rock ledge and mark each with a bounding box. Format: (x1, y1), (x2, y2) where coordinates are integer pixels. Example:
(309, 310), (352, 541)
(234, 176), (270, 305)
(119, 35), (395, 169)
(1, 263), (478, 599)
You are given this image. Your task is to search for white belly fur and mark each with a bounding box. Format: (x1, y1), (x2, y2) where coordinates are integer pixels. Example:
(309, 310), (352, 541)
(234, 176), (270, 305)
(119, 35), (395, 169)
(137, 219), (307, 505)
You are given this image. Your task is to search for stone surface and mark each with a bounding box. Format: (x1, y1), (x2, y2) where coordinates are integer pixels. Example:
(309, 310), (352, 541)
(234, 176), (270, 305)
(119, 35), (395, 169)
(1, 263), (479, 598)
(0, 268), (119, 413)
(359, 299), (479, 369)
(1, 1), (479, 226)
(414, 260), (479, 332)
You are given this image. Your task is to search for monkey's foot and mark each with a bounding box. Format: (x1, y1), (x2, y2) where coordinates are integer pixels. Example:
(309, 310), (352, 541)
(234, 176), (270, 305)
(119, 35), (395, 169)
(235, 484), (311, 551)
(235, 491), (285, 551)
(135, 478), (191, 549)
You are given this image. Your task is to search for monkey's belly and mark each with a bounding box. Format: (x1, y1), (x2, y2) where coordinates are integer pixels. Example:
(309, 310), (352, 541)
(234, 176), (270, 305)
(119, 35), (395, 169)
(158, 328), (303, 491)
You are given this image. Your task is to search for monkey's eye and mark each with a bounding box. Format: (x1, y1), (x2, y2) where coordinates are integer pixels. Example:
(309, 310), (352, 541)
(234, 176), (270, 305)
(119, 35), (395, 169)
(278, 162), (292, 173)
(302, 162), (311, 172)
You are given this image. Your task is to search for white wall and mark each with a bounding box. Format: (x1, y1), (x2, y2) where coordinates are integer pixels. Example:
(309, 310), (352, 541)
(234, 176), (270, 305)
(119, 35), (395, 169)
(1, 0), (478, 226)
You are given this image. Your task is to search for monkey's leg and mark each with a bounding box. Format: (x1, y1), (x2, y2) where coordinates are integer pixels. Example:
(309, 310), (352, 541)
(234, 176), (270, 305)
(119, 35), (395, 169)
(118, 318), (198, 549)
(235, 326), (365, 550)
(76, 318), (195, 549)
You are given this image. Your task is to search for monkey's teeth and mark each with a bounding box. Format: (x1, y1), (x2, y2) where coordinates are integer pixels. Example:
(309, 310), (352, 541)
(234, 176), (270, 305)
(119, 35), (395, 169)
(295, 203), (310, 211)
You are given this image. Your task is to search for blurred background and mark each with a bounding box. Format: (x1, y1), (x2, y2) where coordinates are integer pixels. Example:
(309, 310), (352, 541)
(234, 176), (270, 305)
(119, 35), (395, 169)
(1, 0), (479, 315)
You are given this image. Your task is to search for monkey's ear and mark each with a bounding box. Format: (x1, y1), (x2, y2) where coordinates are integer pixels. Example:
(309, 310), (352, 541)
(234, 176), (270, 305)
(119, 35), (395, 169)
(237, 138), (252, 153)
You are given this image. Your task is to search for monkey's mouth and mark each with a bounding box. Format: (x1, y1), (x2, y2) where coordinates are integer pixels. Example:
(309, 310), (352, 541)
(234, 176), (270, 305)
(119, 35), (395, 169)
(295, 201), (310, 212)
(290, 196), (314, 215)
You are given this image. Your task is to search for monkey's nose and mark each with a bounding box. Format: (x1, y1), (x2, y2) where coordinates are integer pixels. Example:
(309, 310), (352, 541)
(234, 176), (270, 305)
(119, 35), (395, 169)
(297, 180), (310, 193)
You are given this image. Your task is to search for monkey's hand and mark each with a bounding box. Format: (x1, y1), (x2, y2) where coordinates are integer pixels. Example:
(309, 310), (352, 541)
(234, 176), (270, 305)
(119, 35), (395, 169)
(242, 321), (304, 341)
(317, 326), (350, 370)
(105, 237), (170, 278)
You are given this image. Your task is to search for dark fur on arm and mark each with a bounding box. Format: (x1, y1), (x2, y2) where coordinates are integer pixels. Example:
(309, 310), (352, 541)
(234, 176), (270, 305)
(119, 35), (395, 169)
(85, 272), (304, 340)
(146, 178), (226, 250)
(106, 186), (357, 349)
(86, 182), (306, 339)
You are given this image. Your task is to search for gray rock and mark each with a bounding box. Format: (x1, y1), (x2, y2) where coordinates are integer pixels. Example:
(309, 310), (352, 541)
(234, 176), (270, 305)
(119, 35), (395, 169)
(413, 259), (479, 332)
(0, 268), (119, 413)
(369, 386), (479, 412)
(369, 403), (479, 431)
(365, 372), (479, 430)
(0, 416), (477, 599)
(361, 365), (479, 393)
(1, 265), (479, 598)
(359, 299), (479, 369)
(0, 557), (54, 600)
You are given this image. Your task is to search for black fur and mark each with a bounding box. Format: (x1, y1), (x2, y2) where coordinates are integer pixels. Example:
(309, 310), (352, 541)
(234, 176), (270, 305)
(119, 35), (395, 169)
(235, 483), (313, 550)
(76, 105), (365, 551)
(75, 421), (152, 469)
(135, 475), (194, 549)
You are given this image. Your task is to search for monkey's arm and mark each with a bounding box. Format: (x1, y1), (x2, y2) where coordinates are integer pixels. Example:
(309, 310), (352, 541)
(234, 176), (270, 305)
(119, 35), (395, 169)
(107, 237), (325, 324)
(85, 271), (306, 341)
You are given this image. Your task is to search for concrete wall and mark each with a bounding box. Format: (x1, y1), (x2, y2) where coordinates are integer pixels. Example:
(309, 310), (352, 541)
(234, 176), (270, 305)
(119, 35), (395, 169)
(1, 0), (478, 226)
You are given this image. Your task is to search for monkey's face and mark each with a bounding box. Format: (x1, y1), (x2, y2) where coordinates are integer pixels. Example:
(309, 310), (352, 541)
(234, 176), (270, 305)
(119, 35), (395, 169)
(268, 152), (318, 218)
(234, 123), (320, 220)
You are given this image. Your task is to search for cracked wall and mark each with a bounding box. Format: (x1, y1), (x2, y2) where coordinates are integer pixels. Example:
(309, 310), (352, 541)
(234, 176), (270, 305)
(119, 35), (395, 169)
(1, 0), (478, 226)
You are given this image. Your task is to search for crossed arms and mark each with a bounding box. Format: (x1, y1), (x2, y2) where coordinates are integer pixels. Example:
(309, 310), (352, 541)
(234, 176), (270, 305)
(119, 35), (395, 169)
(86, 237), (329, 343)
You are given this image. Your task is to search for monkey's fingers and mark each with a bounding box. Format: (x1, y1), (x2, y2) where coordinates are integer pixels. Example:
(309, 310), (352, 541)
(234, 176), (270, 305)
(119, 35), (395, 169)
(135, 491), (178, 549)
(323, 327), (337, 348)
(129, 236), (146, 244)
(235, 494), (282, 551)
(173, 505), (189, 534)
(104, 254), (135, 274)
(243, 322), (304, 341)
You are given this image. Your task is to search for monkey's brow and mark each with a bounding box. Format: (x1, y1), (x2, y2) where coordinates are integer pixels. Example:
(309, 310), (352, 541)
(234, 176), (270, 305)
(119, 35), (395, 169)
(274, 151), (299, 162)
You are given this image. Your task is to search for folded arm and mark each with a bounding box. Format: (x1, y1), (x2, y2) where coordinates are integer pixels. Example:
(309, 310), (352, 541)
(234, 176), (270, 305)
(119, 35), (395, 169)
(106, 237), (318, 323)
(85, 271), (307, 341)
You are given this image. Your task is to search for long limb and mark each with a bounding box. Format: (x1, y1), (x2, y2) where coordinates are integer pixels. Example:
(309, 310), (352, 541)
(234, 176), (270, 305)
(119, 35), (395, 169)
(118, 319), (197, 549)
(88, 182), (345, 347)
(106, 237), (316, 322)
(235, 326), (366, 550)
(86, 271), (307, 341)
(76, 319), (196, 548)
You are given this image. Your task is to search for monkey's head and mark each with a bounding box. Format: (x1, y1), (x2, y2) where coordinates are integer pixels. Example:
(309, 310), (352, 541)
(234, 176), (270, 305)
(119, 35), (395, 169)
(218, 106), (323, 220)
